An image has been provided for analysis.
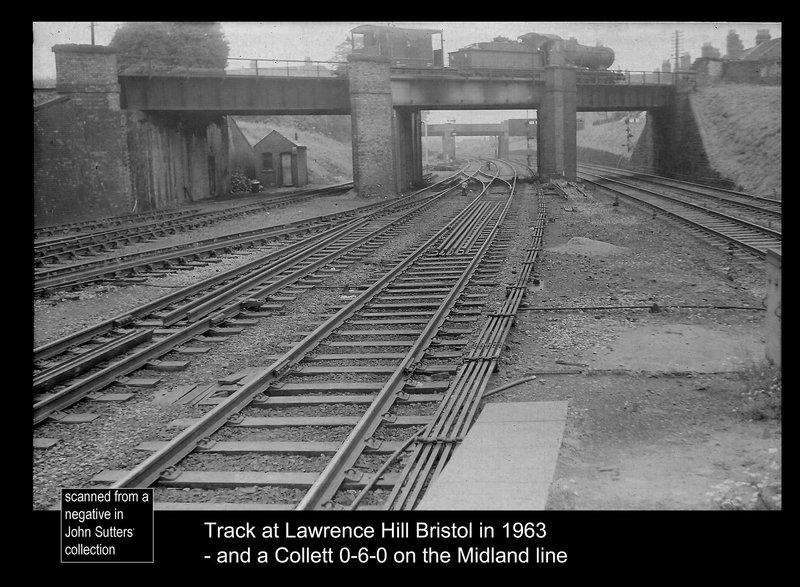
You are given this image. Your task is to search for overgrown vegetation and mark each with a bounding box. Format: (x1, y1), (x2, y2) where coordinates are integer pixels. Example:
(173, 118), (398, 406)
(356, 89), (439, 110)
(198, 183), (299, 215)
(691, 84), (781, 198)
(110, 22), (230, 69)
(241, 115), (352, 144)
(738, 361), (781, 422)
(703, 362), (782, 510)
(706, 449), (781, 510)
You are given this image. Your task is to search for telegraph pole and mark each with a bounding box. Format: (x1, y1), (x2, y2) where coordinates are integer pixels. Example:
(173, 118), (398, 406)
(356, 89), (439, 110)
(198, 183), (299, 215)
(673, 30), (683, 72)
(90, 22), (96, 45)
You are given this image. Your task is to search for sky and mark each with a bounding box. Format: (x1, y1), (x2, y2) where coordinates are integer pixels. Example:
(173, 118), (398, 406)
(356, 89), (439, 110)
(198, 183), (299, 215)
(33, 21), (781, 124)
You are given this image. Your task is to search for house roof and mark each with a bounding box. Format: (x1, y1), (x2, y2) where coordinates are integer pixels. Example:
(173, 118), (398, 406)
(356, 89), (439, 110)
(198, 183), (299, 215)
(740, 38), (781, 61)
(252, 130), (305, 151)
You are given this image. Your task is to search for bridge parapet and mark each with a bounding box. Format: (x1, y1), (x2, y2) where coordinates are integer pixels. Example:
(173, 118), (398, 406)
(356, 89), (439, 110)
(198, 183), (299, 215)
(392, 67), (695, 87)
(118, 56), (347, 79)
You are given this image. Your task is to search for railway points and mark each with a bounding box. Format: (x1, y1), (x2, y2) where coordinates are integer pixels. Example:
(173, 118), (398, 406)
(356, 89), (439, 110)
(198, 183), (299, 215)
(34, 27), (780, 573)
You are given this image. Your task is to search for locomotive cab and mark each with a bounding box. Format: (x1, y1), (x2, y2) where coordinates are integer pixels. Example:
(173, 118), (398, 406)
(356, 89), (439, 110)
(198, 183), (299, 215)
(350, 24), (444, 67)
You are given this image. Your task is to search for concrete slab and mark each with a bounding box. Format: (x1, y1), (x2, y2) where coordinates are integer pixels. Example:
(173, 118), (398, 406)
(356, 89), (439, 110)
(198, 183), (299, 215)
(418, 401), (568, 510)
(34, 438), (60, 449)
(586, 324), (764, 373)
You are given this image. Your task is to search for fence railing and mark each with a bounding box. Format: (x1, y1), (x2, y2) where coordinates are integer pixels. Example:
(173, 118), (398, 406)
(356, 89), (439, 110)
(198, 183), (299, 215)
(225, 58), (345, 78)
(392, 66), (695, 87)
(117, 55), (347, 78)
(116, 55), (697, 88)
(576, 70), (697, 87)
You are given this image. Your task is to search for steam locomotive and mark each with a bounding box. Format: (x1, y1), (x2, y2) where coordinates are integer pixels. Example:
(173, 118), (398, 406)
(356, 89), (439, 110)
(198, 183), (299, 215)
(349, 24), (622, 81)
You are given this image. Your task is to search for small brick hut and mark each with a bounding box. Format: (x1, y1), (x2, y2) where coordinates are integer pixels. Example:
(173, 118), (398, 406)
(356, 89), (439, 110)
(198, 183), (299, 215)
(252, 130), (308, 188)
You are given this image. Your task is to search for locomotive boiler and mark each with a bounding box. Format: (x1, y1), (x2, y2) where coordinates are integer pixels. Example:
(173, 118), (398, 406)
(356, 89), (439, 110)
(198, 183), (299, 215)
(350, 24), (619, 79)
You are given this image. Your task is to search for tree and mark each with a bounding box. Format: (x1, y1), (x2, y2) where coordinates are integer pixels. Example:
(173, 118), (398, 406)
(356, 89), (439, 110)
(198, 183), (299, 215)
(330, 38), (353, 63)
(110, 22), (230, 69)
(328, 38), (352, 75)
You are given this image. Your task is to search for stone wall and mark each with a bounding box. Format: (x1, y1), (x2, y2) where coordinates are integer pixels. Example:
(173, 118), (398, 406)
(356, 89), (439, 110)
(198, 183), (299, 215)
(35, 44), (231, 227)
(126, 111), (230, 212)
(34, 97), (125, 225)
(629, 96), (734, 189)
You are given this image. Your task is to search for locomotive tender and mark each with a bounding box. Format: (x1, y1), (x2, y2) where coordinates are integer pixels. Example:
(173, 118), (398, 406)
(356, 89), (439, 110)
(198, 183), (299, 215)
(350, 24), (620, 80)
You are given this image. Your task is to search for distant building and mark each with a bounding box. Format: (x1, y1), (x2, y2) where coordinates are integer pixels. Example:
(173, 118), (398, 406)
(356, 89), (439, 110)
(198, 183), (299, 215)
(694, 29), (780, 85)
(226, 120), (310, 188)
(726, 30), (744, 59)
(701, 43), (720, 59)
(738, 32), (781, 83)
(252, 130), (308, 188)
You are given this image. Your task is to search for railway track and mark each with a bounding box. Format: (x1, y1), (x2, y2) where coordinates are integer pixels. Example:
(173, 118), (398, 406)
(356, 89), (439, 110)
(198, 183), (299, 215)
(40, 159), (546, 510)
(34, 175), (464, 427)
(34, 184), (353, 271)
(34, 193), (392, 295)
(577, 166), (781, 265)
(579, 163), (781, 228)
(34, 207), (202, 240)
(581, 163), (781, 205)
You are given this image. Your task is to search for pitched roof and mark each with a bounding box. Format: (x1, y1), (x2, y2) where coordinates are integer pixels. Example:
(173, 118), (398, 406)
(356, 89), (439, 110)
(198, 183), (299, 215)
(252, 130), (304, 150)
(740, 38), (781, 61)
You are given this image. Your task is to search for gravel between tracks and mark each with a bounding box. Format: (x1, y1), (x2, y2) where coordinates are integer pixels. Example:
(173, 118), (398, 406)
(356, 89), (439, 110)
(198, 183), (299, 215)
(32, 186), (469, 510)
(32, 177), (780, 511)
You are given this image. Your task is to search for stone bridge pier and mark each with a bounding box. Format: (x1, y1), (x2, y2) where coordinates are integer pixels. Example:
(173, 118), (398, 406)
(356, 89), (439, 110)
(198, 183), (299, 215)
(346, 53), (397, 197)
(537, 65), (577, 181)
(50, 44), (133, 215)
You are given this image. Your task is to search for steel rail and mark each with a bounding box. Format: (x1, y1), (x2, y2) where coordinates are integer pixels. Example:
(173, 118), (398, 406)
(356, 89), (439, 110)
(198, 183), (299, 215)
(33, 199), (381, 286)
(34, 183), (462, 421)
(33, 192), (446, 426)
(34, 184), (354, 263)
(34, 319), (210, 425)
(579, 173), (781, 258)
(175, 200), (437, 326)
(162, 177), (470, 325)
(436, 201), (493, 254)
(34, 208), (200, 239)
(579, 163), (781, 219)
(579, 163), (781, 205)
(365, 162), (520, 510)
(34, 209), (200, 245)
(385, 168), (552, 510)
(455, 203), (501, 255)
(580, 171), (782, 238)
(107, 181), (500, 489)
(34, 213), (367, 361)
(35, 182), (351, 241)
(33, 220), (362, 387)
(35, 201), (274, 257)
(33, 183), (450, 361)
(33, 182), (350, 240)
(156, 215), (383, 327)
(34, 217), (353, 293)
(33, 329), (154, 394)
(295, 173), (516, 510)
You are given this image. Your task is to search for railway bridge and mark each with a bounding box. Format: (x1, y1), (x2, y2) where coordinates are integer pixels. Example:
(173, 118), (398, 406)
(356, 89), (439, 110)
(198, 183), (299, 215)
(46, 43), (693, 212)
(423, 120), (541, 162)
